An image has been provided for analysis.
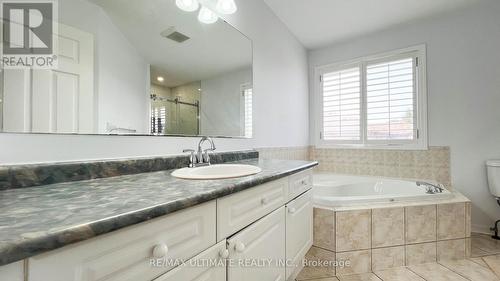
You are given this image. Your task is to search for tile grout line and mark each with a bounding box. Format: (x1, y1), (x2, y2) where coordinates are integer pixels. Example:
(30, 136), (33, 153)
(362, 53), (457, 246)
(406, 266), (430, 281)
(481, 256), (500, 279)
(437, 260), (474, 281)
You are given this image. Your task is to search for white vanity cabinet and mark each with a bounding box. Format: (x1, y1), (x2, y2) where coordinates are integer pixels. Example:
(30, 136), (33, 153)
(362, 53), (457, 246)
(0, 168), (314, 281)
(153, 240), (227, 281)
(285, 190), (313, 280)
(28, 201), (216, 281)
(227, 207), (286, 281)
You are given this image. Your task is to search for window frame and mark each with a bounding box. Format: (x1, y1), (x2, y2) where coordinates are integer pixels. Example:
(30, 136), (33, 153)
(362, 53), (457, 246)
(314, 45), (428, 150)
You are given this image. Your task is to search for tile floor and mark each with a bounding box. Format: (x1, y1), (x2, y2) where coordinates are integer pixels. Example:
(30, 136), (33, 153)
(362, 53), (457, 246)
(296, 233), (500, 281)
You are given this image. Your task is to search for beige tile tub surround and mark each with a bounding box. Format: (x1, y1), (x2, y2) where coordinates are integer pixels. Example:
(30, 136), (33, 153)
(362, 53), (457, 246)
(437, 203), (466, 240)
(336, 250), (372, 276)
(256, 146), (311, 161)
(311, 146), (451, 187)
(336, 210), (371, 252)
(405, 205), (437, 244)
(314, 208), (335, 251)
(437, 239), (467, 261)
(405, 242), (437, 265)
(371, 246), (405, 271)
(371, 207), (404, 248)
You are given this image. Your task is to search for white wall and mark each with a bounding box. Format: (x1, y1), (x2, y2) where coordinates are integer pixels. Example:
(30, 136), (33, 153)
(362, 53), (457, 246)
(308, 0), (500, 232)
(0, 0), (309, 164)
(200, 67), (252, 136)
(59, 0), (150, 135)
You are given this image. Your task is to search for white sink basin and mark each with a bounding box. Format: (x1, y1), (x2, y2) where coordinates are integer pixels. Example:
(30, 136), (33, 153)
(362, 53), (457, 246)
(171, 164), (262, 180)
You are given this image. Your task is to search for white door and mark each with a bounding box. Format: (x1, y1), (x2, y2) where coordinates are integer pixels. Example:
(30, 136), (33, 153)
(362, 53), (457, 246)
(2, 23), (94, 133)
(153, 240), (227, 281)
(285, 190), (313, 280)
(227, 207), (286, 281)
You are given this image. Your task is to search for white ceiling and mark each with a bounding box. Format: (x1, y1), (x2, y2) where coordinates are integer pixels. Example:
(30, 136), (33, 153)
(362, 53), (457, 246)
(91, 0), (252, 87)
(263, 0), (480, 49)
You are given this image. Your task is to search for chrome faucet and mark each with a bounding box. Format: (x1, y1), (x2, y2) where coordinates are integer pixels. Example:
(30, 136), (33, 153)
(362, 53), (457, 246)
(416, 181), (445, 194)
(183, 137), (216, 168)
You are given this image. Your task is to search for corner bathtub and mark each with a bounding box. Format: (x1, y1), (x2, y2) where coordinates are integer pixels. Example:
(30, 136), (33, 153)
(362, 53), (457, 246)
(313, 173), (454, 207)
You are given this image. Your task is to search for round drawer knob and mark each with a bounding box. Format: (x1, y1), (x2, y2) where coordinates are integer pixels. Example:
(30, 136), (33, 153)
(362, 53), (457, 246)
(288, 207), (297, 214)
(261, 197), (269, 205)
(301, 180), (307, 185)
(234, 242), (246, 253)
(219, 249), (230, 259)
(152, 243), (169, 258)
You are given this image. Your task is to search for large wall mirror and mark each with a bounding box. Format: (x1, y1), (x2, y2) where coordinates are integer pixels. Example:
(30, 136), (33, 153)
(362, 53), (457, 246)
(0, 0), (253, 138)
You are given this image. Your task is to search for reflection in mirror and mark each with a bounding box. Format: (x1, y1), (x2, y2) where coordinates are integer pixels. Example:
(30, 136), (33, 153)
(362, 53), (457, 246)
(0, 0), (252, 138)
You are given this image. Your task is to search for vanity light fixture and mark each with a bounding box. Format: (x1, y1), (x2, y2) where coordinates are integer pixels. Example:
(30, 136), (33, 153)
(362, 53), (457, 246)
(175, 0), (199, 12)
(198, 6), (218, 24)
(175, 0), (237, 24)
(157, 76), (165, 82)
(216, 0), (237, 15)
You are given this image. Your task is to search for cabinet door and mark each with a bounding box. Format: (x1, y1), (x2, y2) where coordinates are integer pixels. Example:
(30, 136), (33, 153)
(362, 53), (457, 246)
(285, 190), (313, 280)
(154, 240), (227, 281)
(227, 207), (286, 281)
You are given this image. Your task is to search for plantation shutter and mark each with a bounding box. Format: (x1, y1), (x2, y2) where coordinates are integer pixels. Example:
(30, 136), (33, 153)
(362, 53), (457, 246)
(321, 67), (361, 141)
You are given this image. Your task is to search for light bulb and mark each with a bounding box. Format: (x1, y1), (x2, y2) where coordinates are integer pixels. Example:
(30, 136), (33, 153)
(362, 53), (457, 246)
(216, 0), (237, 14)
(198, 6), (218, 24)
(176, 0), (199, 12)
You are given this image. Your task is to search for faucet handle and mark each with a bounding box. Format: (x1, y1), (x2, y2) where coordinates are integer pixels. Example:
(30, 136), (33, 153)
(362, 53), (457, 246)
(183, 149), (196, 168)
(203, 148), (216, 165)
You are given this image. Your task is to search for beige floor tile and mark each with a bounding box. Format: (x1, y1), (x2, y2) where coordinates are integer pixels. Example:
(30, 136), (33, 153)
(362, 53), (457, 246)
(437, 203), (466, 240)
(314, 208), (335, 251)
(336, 250), (371, 276)
(405, 242), (437, 265)
(439, 259), (499, 281)
(374, 267), (425, 281)
(337, 273), (381, 281)
(297, 246), (336, 280)
(336, 210), (371, 252)
(472, 246), (493, 257)
(469, 257), (489, 267)
(405, 205), (437, 244)
(371, 246), (405, 271)
(408, 262), (469, 280)
(472, 236), (500, 255)
(483, 255), (500, 278)
(372, 207), (404, 248)
(296, 277), (339, 281)
(437, 239), (466, 261)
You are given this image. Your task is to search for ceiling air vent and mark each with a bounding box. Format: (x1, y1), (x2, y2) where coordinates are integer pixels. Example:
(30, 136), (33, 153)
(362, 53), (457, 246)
(161, 27), (190, 43)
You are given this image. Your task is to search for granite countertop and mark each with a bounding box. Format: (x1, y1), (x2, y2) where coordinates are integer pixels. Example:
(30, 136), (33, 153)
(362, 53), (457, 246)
(0, 158), (317, 266)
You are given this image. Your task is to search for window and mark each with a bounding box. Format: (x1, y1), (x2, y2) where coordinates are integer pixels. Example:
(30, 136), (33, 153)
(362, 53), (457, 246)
(151, 106), (166, 134)
(243, 87), (253, 138)
(316, 45), (427, 149)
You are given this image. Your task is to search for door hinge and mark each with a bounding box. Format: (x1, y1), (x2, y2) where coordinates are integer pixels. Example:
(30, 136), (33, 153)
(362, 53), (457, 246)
(319, 75), (323, 82)
(416, 129), (420, 139)
(415, 57), (419, 67)
(320, 132), (323, 139)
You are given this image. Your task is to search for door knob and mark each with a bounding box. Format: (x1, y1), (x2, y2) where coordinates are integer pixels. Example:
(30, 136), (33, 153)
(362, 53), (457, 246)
(152, 243), (169, 258)
(234, 242), (246, 253)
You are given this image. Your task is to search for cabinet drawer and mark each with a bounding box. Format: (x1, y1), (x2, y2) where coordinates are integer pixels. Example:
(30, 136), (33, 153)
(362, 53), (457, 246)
(288, 169), (312, 201)
(286, 190), (313, 280)
(154, 240), (226, 281)
(227, 207), (286, 281)
(217, 178), (288, 240)
(28, 202), (216, 281)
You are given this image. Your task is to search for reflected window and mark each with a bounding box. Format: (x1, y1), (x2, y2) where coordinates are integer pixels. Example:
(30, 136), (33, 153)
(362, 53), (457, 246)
(151, 107), (166, 134)
(243, 86), (253, 138)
